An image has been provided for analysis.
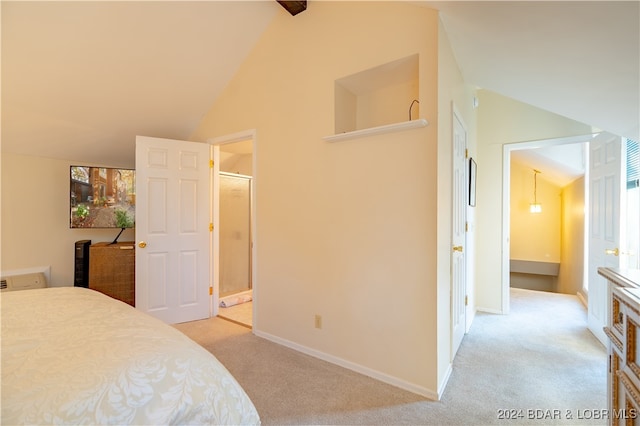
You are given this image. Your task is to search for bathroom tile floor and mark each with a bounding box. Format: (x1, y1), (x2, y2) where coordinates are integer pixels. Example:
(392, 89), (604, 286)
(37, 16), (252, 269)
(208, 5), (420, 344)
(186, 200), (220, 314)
(218, 301), (252, 328)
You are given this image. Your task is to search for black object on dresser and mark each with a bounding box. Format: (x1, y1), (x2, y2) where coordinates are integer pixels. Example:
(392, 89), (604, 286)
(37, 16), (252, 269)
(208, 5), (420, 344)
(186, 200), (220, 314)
(74, 240), (91, 288)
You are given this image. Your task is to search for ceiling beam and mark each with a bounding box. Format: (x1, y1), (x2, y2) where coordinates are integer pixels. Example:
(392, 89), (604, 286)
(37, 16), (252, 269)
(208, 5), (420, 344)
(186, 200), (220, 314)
(277, 1), (307, 16)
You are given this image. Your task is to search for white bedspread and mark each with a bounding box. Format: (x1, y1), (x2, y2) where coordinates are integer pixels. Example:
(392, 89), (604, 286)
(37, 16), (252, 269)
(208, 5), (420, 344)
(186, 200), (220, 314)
(1, 287), (260, 425)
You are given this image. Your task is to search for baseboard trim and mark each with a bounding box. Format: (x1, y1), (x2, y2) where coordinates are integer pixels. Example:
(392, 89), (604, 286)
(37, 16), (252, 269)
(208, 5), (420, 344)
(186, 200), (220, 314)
(476, 306), (504, 314)
(437, 363), (453, 400)
(576, 290), (588, 308)
(253, 329), (438, 400)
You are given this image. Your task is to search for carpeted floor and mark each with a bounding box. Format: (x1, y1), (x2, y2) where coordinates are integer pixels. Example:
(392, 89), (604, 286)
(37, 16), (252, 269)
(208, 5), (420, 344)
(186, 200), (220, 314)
(174, 288), (607, 425)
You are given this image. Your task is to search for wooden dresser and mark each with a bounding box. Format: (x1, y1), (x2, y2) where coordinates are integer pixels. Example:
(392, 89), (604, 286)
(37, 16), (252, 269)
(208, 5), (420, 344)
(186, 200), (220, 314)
(600, 267), (640, 424)
(89, 242), (135, 306)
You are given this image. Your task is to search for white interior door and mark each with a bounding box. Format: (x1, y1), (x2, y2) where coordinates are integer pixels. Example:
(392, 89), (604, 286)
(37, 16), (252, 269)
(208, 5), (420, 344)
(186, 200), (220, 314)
(452, 109), (467, 356)
(587, 132), (622, 346)
(135, 136), (211, 324)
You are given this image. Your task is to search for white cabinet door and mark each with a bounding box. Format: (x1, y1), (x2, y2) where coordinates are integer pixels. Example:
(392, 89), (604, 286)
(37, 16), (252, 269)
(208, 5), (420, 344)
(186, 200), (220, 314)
(135, 136), (211, 324)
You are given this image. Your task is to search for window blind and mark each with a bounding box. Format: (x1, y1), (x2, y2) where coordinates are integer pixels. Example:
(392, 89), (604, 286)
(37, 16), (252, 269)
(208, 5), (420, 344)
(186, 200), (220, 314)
(628, 139), (639, 189)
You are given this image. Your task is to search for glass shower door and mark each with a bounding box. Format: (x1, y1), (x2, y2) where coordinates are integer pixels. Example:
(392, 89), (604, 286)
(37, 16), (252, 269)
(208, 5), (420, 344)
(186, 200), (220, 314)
(219, 173), (252, 297)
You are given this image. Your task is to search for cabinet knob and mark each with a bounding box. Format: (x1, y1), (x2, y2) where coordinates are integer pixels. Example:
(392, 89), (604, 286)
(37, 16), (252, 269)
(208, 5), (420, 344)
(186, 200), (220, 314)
(138, 241), (147, 248)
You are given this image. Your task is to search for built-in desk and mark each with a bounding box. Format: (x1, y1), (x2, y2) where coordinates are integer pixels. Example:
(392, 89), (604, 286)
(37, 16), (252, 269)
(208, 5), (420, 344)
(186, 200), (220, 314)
(599, 267), (640, 425)
(509, 259), (560, 292)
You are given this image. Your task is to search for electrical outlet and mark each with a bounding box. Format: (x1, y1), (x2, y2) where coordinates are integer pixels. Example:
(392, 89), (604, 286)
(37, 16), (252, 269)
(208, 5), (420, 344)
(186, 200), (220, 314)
(314, 314), (322, 329)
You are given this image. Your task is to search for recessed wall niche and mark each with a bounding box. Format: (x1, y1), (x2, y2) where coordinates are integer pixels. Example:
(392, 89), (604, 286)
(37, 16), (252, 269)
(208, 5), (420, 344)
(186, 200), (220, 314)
(334, 54), (419, 135)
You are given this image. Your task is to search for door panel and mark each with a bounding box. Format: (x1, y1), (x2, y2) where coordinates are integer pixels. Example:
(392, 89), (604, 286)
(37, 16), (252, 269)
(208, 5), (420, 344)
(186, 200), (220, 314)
(588, 132), (622, 346)
(452, 109), (467, 356)
(136, 136), (210, 324)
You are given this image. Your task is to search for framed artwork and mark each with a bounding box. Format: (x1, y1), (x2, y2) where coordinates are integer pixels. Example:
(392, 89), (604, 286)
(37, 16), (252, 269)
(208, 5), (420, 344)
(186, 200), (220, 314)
(469, 158), (477, 206)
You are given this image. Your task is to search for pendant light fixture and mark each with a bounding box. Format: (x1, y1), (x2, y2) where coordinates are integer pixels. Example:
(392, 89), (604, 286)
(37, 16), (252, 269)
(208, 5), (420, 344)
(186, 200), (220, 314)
(530, 169), (542, 213)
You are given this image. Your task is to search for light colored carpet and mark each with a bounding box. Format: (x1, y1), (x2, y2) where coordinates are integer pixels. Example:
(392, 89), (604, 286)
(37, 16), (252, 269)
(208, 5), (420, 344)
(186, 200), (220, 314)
(174, 288), (607, 425)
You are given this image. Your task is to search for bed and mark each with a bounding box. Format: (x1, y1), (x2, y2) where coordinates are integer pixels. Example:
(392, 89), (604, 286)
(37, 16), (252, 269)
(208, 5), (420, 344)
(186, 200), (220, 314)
(1, 286), (260, 425)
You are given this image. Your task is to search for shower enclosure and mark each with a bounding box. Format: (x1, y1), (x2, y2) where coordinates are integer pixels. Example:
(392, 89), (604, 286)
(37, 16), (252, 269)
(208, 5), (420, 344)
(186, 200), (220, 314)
(219, 172), (252, 297)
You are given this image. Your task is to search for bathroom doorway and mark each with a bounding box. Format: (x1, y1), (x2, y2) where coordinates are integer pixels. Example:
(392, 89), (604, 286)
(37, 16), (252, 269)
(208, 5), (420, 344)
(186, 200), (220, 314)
(219, 172), (252, 298)
(212, 136), (255, 328)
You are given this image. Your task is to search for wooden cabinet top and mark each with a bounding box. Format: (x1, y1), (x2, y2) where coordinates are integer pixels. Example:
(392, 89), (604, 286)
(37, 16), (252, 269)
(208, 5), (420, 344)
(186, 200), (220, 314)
(90, 242), (135, 250)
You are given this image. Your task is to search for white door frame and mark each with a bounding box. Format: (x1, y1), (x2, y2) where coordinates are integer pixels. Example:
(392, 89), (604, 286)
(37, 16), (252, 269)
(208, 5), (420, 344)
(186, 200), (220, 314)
(208, 129), (257, 327)
(501, 133), (598, 313)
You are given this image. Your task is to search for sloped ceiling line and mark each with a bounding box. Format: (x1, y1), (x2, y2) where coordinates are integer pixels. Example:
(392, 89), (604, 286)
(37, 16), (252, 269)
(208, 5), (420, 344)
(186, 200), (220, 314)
(2, 1), (638, 166)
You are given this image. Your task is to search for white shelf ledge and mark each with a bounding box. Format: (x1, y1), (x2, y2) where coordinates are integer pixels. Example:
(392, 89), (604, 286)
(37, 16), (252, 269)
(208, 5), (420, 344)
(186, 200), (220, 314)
(323, 118), (428, 142)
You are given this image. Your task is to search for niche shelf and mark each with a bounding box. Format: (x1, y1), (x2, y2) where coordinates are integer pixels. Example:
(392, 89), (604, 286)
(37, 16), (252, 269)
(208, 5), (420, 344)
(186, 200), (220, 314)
(327, 54), (425, 142)
(323, 118), (428, 143)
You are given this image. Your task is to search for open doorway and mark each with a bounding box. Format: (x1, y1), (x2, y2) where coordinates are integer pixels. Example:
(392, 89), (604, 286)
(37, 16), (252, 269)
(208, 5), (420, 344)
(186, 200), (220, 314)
(218, 170), (253, 327)
(509, 142), (587, 297)
(502, 134), (596, 313)
(503, 134), (638, 314)
(209, 131), (256, 329)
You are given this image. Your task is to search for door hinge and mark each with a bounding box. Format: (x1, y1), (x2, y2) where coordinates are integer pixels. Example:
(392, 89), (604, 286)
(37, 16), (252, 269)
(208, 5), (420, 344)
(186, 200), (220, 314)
(465, 149), (468, 159)
(210, 160), (214, 168)
(209, 287), (213, 296)
(465, 295), (469, 306)
(209, 223), (214, 232)
(465, 222), (469, 232)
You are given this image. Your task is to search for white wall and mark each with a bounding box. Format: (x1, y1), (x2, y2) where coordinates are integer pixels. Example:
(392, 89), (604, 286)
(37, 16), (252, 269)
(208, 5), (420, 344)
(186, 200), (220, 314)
(476, 90), (593, 312)
(191, 1), (444, 397)
(1, 152), (135, 286)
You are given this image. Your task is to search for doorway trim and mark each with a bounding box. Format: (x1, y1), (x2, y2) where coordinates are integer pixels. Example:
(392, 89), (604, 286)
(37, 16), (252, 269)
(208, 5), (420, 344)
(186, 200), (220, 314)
(501, 133), (597, 313)
(208, 129), (257, 328)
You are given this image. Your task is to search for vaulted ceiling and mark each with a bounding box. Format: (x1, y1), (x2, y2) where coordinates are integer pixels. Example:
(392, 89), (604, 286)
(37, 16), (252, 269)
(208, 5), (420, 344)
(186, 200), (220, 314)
(2, 1), (638, 169)
(432, 1), (639, 142)
(1, 1), (280, 167)
(430, 1), (639, 186)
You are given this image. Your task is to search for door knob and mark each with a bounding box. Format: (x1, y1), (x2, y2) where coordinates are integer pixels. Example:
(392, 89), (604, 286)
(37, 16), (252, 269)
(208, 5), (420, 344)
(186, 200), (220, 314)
(138, 241), (147, 248)
(453, 245), (463, 252)
(605, 248), (619, 256)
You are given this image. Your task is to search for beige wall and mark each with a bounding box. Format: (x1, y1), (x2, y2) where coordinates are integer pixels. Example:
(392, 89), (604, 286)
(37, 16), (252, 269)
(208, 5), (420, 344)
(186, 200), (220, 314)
(191, 2), (450, 397)
(356, 77), (419, 129)
(476, 90), (593, 312)
(558, 176), (585, 294)
(508, 167), (585, 295)
(1, 152), (135, 286)
(436, 20), (477, 387)
(510, 159), (561, 263)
